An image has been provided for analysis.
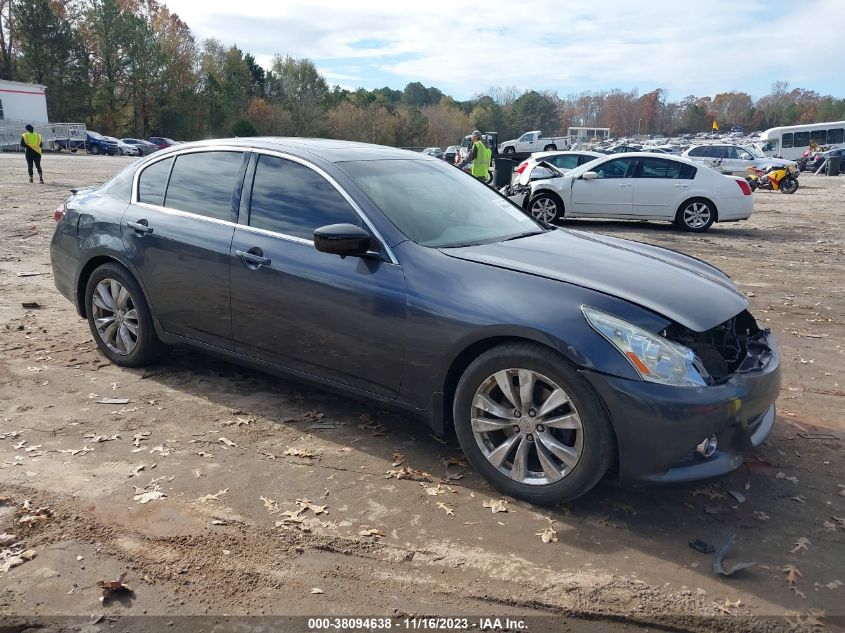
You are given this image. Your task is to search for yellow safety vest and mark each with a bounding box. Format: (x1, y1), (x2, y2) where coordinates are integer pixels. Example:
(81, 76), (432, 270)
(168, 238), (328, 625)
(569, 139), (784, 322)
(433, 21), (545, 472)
(22, 132), (42, 155)
(471, 140), (491, 178)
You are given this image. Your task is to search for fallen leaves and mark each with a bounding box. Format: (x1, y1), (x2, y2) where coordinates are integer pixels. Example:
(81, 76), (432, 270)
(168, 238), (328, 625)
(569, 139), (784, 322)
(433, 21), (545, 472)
(283, 447), (318, 459)
(17, 503), (53, 529)
(223, 417), (252, 428)
(436, 502), (454, 516)
(791, 537), (810, 554)
(218, 437), (237, 448)
(197, 489), (228, 503)
(97, 572), (133, 602)
(133, 484), (166, 504)
(57, 446), (93, 457)
(359, 528), (386, 538)
(310, 587), (324, 594)
(776, 472), (799, 484)
(385, 467), (432, 482)
(482, 499), (509, 514)
(391, 452), (405, 467)
(790, 495), (807, 504)
(0, 547), (36, 573)
(296, 499), (327, 516)
(132, 432), (150, 448)
(691, 487), (726, 500)
(753, 511), (770, 522)
(420, 483), (446, 496)
(537, 527), (558, 543)
(85, 433), (120, 443)
(782, 564), (804, 585)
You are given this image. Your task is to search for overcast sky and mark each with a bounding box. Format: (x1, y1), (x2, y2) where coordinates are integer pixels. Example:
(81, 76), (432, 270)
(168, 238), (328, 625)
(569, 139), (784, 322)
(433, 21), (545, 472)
(164, 0), (845, 100)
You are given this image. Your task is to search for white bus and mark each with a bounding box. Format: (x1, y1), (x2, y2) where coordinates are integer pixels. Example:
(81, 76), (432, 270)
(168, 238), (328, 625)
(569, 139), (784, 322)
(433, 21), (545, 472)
(757, 121), (845, 160)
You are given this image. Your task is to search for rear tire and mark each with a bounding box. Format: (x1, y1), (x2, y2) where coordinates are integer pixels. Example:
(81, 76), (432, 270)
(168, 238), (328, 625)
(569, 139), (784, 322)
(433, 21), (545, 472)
(675, 198), (715, 232)
(453, 343), (614, 505)
(543, 144), (557, 151)
(84, 263), (160, 367)
(503, 147), (515, 155)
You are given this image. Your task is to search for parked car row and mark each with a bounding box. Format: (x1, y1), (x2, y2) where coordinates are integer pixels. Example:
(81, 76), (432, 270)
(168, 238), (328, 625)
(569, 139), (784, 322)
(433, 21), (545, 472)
(82, 132), (181, 156)
(50, 138), (780, 505)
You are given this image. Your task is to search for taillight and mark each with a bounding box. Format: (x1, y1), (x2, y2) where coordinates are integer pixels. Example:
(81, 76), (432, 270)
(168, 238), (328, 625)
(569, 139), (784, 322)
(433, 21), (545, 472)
(516, 161), (529, 174)
(54, 203), (66, 222)
(736, 179), (752, 196)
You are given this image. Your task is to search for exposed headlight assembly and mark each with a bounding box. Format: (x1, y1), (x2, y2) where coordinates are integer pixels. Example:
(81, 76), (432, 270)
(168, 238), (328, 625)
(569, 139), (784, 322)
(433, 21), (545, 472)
(582, 306), (707, 387)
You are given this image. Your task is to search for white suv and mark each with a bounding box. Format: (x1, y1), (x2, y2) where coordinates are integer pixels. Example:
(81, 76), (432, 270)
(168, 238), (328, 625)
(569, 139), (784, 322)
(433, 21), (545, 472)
(682, 144), (797, 176)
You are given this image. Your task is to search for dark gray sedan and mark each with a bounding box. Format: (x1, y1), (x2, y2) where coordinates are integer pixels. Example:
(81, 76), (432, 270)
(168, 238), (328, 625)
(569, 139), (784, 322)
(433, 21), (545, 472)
(49, 138), (780, 504)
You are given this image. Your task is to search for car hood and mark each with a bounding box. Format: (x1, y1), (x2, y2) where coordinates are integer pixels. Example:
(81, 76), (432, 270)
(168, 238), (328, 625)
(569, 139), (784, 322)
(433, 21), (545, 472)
(440, 229), (748, 332)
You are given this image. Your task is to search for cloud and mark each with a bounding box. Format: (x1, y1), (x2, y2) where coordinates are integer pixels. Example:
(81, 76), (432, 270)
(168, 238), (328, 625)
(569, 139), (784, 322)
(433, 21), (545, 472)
(165, 0), (845, 98)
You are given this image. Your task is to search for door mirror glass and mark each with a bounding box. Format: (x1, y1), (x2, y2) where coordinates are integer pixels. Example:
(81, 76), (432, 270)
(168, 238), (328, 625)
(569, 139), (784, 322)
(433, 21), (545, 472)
(581, 171), (598, 180)
(314, 223), (373, 258)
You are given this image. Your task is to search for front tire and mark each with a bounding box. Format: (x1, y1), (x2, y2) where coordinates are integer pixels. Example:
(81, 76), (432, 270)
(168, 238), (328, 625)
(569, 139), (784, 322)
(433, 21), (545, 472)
(91, 144), (100, 155)
(85, 263), (159, 367)
(453, 343), (614, 505)
(676, 198), (715, 232)
(779, 176), (798, 194)
(527, 192), (562, 224)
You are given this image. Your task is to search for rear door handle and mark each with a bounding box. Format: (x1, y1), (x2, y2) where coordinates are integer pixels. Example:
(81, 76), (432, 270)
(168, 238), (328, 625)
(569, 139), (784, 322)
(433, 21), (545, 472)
(235, 249), (271, 267)
(127, 220), (153, 234)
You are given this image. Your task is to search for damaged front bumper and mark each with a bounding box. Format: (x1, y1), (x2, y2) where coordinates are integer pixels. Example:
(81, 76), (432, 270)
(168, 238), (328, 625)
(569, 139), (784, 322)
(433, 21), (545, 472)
(581, 329), (780, 484)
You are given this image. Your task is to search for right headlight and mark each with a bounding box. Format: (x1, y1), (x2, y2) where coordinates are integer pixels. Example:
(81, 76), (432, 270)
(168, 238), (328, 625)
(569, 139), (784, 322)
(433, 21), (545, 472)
(582, 306), (707, 387)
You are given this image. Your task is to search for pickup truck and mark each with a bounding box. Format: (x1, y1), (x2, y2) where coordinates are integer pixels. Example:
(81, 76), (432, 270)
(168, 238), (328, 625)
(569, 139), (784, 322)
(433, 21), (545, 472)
(498, 131), (570, 155)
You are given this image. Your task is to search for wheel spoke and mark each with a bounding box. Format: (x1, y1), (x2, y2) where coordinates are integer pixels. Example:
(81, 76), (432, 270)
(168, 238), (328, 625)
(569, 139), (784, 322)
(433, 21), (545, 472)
(471, 417), (515, 433)
(95, 316), (116, 330)
(535, 432), (579, 470)
(102, 321), (118, 346)
(96, 284), (116, 311)
(494, 370), (520, 410)
(122, 320), (139, 336)
(517, 369), (536, 411)
(541, 412), (581, 430)
(536, 388), (569, 417)
(535, 439), (564, 482)
(118, 325), (134, 354)
(116, 286), (130, 310)
(473, 393), (515, 420)
(487, 433), (521, 468)
(123, 309), (138, 323)
(510, 435), (530, 482)
(109, 280), (121, 305)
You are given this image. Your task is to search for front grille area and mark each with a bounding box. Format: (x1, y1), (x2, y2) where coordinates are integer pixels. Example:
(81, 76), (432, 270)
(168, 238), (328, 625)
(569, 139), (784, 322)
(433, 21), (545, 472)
(662, 310), (769, 384)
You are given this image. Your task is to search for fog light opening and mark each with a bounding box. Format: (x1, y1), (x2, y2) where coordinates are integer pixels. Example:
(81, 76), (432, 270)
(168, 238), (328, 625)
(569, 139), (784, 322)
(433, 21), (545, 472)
(696, 435), (718, 458)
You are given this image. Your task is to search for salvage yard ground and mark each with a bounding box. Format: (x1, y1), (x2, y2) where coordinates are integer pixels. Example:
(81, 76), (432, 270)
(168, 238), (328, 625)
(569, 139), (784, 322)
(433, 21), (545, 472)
(0, 154), (843, 632)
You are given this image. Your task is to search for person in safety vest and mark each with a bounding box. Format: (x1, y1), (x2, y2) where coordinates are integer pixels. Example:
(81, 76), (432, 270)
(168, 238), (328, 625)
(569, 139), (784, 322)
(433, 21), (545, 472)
(457, 130), (491, 181)
(20, 125), (44, 184)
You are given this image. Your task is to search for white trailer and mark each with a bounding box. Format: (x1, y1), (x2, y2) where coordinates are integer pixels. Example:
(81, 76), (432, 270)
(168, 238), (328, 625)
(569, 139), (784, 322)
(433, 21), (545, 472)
(0, 80), (48, 123)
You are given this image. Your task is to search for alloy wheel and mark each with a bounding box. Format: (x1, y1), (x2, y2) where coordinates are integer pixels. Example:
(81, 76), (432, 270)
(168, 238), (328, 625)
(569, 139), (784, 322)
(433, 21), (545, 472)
(530, 197), (558, 223)
(471, 368), (583, 485)
(683, 202), (711, 229)
(91, 279), (140, 356)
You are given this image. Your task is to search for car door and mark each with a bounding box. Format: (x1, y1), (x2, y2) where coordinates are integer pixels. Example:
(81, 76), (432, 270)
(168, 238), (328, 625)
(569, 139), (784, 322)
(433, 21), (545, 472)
(569, 157), (637, 217)
(122, 150), (247, 349)
(229, 153), (407, 398)
(517, 132), (537, 153)
(632, 157), (696, 219)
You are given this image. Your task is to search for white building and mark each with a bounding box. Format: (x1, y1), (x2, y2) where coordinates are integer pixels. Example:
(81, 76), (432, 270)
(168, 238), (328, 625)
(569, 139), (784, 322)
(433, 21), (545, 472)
(0, 80), (49, 124)
(568, 126), (611, 141)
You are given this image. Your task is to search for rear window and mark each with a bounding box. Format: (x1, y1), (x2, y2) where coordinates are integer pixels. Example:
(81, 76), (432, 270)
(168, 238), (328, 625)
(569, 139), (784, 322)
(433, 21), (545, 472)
(138, 158), (172, 206)
(549, 154), (579, 169)
(164, 151), (244, 222)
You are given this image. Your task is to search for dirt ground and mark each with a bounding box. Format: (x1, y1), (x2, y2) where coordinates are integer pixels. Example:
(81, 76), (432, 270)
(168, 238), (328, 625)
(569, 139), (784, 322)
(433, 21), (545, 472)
(0, 153), (843, 632)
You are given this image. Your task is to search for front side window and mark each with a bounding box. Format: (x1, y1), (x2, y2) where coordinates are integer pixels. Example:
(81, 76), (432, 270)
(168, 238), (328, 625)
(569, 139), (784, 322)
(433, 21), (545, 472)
(138, 157), (173, 206)
(248, 155), (361, 241)
(782, 133), (793, 148)
(518, 133), (533, 143)
(793, 132), (810, 148)
(339, 159), (543, 248)
(164, 151), (244, 221)
(594, 157), (636, 179)
(636, 158), (696, 179)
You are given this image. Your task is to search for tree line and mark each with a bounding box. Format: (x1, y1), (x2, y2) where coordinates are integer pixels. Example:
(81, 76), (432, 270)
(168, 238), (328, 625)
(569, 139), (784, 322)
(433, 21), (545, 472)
(2, 0), (844, 146)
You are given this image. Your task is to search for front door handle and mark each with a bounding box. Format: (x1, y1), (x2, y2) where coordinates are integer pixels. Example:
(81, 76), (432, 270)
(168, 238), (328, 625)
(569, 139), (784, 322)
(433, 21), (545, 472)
(127, 220), (153, 234)
(235, 248), (271, 267)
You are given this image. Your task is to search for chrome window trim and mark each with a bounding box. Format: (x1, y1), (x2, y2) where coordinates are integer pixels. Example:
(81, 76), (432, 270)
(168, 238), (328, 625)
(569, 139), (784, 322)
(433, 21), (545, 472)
(130, 145), (398, 265)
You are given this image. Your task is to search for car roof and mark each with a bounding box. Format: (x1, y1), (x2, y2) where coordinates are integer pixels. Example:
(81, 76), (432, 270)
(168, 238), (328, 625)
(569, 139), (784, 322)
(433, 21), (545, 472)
(154, 137), (430, 163)
(532, 150), (603, 158)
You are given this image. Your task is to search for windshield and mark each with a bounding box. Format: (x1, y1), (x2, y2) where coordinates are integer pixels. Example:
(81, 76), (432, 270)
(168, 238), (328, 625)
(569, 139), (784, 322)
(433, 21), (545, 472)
(338, 159), (544, 248)
(744, 145), (765, 158)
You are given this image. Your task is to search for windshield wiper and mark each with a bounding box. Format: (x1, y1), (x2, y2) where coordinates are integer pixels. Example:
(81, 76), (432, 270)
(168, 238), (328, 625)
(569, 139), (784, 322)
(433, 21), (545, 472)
(502, 230), (544, 242)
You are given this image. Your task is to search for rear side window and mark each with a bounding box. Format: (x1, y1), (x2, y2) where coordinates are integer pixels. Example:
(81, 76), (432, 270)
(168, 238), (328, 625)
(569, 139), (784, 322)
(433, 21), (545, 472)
(782, 133), (793, 148)
(164, 151), (244, 221)
(792, 132), (809, 148)
(248, 155), (361, 241)
(636, 158), (696, 179)
(687, 146), (707, 157)
(138, 158), (172, 206)
(550, 154), (579, 169)
(827, 128), (843, 144)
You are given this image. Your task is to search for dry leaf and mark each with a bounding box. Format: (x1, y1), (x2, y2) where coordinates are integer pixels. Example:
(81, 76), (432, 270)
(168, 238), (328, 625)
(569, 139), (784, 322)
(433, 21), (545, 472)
(691, 487), (725, 500)
(776, 472), (799, 484)
(85, 434), (120, 443)
(791, 537), (810, 554)
(297, 499), (327, 515)
(436, 502), (454, 516)
(132, 432), (150, 447)
(782, 564), (804, 585)
(223, 417), (252, 427)
(442, 456), (468, 467)
(359, 528), (386, 538)
(537, 527), (558, 543)
(197, 489), (228, 503)
(753, 511), (770, 521)
(283, 447), (317, 459)
(385, 467), (432, 482)
(218, 437), (237, 448)
(97, 572), (132, 601)
(195, 451), (215, 459)
(420, 483), (445, 496)
(149, 445), (172, 456)
(790, 495), (807, 504)
(482, 499), (509, 513)
(260, 496), (281, 514)
(391, 452), (405, 467)
(133, 485), (166, 504)
(310, 588), (324, 594)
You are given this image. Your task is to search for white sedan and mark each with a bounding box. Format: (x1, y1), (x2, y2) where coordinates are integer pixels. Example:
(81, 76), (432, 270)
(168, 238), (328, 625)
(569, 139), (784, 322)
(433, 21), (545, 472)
(503, 153), (754, 232)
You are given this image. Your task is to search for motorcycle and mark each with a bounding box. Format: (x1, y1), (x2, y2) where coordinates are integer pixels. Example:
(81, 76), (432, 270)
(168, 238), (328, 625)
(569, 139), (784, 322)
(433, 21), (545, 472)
(745, 164), (799, 194)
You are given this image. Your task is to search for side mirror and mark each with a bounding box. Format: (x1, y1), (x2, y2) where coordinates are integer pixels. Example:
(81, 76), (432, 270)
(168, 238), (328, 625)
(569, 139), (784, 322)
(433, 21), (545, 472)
(529, 167), (554, 181)
(581, 171), (598, 180)
(314, 224), (373, 258)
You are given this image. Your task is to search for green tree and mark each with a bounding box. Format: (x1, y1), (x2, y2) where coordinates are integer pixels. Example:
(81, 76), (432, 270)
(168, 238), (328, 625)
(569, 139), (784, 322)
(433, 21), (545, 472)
(266, 55), (328, 136)
(510, 91), (559, 134)
(232, 117), (257, 136)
